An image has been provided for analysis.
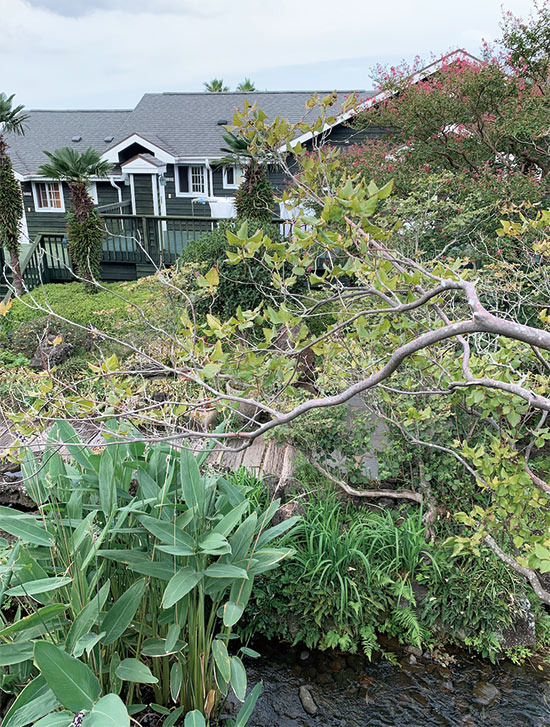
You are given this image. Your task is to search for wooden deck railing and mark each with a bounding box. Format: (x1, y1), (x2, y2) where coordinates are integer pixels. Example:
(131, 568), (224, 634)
(1, 214), (292, 297)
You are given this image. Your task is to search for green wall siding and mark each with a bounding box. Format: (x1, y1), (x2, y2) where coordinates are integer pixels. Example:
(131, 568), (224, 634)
(96, 182), (119, 206)
(164, 165), (211, 217)
(23, 181), (70, 239)
(132, 174), (154, 215)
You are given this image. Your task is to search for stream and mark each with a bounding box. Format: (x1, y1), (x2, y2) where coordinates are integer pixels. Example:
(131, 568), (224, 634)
(234, 639), (550, 727)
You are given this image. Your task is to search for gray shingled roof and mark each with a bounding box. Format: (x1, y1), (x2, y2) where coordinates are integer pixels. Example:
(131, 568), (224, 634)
(6, 90), (372, 175)
(6, 110), (131, 175)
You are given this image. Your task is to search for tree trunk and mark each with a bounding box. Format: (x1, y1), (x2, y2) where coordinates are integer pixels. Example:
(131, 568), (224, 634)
(9, 248), (23, 297)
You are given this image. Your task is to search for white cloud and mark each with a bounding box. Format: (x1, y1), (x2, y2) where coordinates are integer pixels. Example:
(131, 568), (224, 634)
(1, 0), (536, 108)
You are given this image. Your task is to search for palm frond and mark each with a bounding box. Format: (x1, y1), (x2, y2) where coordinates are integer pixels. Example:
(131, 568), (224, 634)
(0, 93), (29, 137)
(38, 146), (112, 182)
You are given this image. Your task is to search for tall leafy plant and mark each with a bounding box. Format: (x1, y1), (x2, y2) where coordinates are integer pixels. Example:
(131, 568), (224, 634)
(0, 422), (297, 725)
(0, 93), (28, 297)
(38, 147), (111, 292)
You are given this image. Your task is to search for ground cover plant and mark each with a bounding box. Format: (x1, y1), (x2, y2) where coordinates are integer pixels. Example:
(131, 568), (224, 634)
(0, 423), (296, 725)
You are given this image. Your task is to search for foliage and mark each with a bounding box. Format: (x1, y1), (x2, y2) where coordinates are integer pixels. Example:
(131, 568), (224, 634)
(236, 79), (256, 92)
(38, 147), (111, 186)
(38, 147), (111, 293)
(242, 485), (528, 660)
(0, 92), (28, 296)
(178, 220), (283, 320)
(234, 165), (274, 224)
(0, 424), (295, 724)
(220, 131), (275, 224)
(204, 79), (229, 92)
(65, 211), (104, 290)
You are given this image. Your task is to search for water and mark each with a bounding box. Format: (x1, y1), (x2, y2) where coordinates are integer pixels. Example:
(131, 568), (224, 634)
(236, 640), (550, 727)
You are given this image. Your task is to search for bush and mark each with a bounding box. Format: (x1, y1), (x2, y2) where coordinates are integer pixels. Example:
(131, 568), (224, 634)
(178, 220), (284, 320)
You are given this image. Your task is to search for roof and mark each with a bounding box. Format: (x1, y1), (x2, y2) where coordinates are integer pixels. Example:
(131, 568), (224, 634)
(5, 110), (131, 176)
(5, 91), (371, 176)
(283, 49), (481, 150)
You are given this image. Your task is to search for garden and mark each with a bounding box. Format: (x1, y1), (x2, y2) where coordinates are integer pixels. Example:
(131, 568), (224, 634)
(1, 3), (550, 725)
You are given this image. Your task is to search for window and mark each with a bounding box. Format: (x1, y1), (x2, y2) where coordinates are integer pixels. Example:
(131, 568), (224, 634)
(33, 182), (64, 211)
(176, 165), (208, 196)
(222, 165), (244, 189)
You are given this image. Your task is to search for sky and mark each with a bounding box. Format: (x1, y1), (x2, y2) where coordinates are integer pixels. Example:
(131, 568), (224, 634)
(1, 0), (538, 110)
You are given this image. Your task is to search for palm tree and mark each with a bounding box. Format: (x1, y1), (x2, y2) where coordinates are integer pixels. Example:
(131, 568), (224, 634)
(39, 147), (111, 292)
(0, 93), (29, 296)
(204, 78), (229, 92)
(220, 132), (274, 224)
(236, 78), (256, 92)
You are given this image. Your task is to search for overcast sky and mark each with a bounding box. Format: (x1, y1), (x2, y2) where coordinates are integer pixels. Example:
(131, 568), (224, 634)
(1, 0), (537, 109)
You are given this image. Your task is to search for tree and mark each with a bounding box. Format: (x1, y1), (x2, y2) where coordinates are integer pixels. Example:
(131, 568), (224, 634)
(0, 93), (29, 297)
(38, 147), (111, 292)
(220, 131), (274, 223)
(236, 78), (256, 92)
(203, 78), (229, 92)
(5, 39), (550, 607)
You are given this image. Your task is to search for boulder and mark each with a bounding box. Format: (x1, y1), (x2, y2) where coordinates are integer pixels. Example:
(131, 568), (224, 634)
(299, 686), (318, 715)
(29, 334), (73, 370)
(499, 595), (536, 648)
(473, 681), (500, 706)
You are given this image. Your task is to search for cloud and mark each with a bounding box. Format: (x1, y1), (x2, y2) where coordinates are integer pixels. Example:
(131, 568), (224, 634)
(26, 0), (211, 17)
(2, 0), (537, 108)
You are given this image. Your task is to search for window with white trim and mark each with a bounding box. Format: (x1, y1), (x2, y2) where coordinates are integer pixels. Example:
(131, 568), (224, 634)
(222, 165), (244, 189)
(176, 165), (208, 196)
(33, 182), (64, 211)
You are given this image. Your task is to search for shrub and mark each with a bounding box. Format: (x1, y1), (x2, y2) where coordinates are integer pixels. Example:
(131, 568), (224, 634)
(0, 423), (296, 724)
(178, 220), (283, 320)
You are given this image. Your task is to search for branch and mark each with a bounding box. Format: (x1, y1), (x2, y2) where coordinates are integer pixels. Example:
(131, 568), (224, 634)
(484, 534), (550, 606)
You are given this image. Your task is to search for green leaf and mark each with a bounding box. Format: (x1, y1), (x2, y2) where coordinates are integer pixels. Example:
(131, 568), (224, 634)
(230, 655), (247, 701)
(138, 515), (195, 549)
(34, 641), (101, 712)
(116, 658), (159, 684)
(212, 639), (231, 683)
(0, 603), (67, 637)
(234, 682), (262, 727)
(0, 641), (34, 666)
(33, 713), (74, 727)
(184, 710), (206, 727)
(204, 564), (248, 579)
(180, 449), (204, 514)
(98, 447), (116, 516)
(170, 662), (182, 702)
(85, 694), (130, 727)
(101, 579), (146, 645)
(52, 421), (94, 471)
(6, 577), (72, 598)
(2, 675), (59, 727)
(199, 532), (230, 554)
(67, 580), (111, 655)
(141, 638), (186, 657)
(223, 601), (244, 627)
(0, 515), (52, 547)
(162, 567), (203, 609)
(212, 501), (249, 537)
(163, 707), (184, 727)
(128, 560), (175, 581)
(165, 624), (181, 653)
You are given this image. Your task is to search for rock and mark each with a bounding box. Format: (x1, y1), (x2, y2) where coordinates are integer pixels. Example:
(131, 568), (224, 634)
(473, 681), (500, 706)
(299, 686), (318, 715)
(300, 649), (310, 660)
(272, 501), (306, 527)
(329, 655), (347, 673)
(499, 595), (536, 648)
(408, 654), (417, 665)
(29, 334), (73, 370)
(406, 645), (423, 658)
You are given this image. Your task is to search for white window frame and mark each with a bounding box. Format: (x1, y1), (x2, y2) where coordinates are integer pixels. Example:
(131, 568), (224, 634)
(222, 164), (244, 190)
(32, 181), (65, 212)
(175, 164), (208, 197)
(87, 182), (98, 205)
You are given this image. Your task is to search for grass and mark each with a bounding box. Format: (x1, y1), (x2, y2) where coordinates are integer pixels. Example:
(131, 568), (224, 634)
(8, 277), (166, 331)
